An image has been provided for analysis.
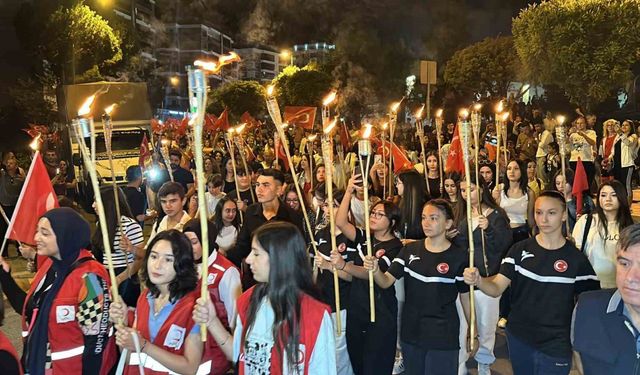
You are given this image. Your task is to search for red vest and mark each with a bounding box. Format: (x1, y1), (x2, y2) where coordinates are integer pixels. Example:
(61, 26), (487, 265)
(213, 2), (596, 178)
(236, 287), (330, 375)
(126, 289), (210, 375)
(200, 252), (237, 375)
(21, 250), (116, 375)
(0, 331), (22, 375)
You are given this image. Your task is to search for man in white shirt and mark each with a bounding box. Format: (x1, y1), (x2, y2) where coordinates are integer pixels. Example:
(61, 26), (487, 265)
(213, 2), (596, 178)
(147, 181), (192, 246)
(569, 116), (597, 190)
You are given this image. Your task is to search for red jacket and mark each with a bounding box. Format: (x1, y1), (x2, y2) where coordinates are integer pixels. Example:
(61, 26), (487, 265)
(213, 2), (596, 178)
(125, 289), (209, 375)
(236, 287), (330, 375)
(21, 250), (116, 375)
(200, 252), (237, 375)
(0, 331), (22, 375)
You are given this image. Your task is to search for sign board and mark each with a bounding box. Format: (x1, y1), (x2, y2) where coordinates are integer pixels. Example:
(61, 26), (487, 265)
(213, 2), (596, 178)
(420, 60), (437, 85)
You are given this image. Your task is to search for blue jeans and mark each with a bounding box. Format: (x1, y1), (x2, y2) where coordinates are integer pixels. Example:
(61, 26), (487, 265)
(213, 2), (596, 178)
(402, 341), (458, 375)
(506, 330), (571, 375)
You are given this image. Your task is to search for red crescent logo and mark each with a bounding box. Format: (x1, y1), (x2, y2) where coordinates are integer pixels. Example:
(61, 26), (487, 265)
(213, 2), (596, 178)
(554, 260), (568, 273)
(375, 249), (386, 258)
(338, 243), (347, 253)
(437, 263), (449, 274)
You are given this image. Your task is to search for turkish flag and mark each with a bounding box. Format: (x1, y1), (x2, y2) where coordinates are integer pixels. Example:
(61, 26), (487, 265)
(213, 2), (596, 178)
(274, 132), (290, 171)
(139, 133), (152, 171)
(445, 125), (464, 174)
(241, 111), (261, 130)
(373, 139), (413, 173)
(283, 106), (317, 129)
(6, 152), (59, 246)
(215, 109), (230, 131)
(572, 158), (589, 215)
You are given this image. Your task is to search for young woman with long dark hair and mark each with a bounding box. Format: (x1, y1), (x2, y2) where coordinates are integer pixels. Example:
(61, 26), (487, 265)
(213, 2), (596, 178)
(608, 119), (638, 198)
(443, 172), (464, 223)
(362, 199), (472, 374)
(454, 170), (512, 374)
(572, 180), (634, 289)
(193, 222), (337, 374)
(183, 219), (241, 375)
(329, 173), (403, 375)
(493, 159), (535, 244)
(396, 169), (428, 241)
(110, 230), (205, 374)
(314, 189), (355, 374)
(464, 191), (600, 375)
(212, 196), (240, 255)
(424, 151), (442, 199)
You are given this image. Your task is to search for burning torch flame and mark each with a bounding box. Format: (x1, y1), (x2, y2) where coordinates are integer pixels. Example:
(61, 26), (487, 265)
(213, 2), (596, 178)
(362, 123), (373, 139)
(29, 134), (41, 151)
(104, 104), (116, 116)
(501, 112), (510, 122)
(323, 118), (337, 134)
(415, 105), (425, 120)
(459, 109), (469, 120)
(78, 95), (96, 117)
(556, 115), (566, 126)
(391, 101), (401, 113)
(194, 52), (241, 73)
(322, 91), (337, 106)
(435, 109), (443, 118)
(236, 123), (246, 134)
(496, 100), (504, 114)
(473, 103), (482, 112)
(219, 51), (240, 65)
(267, 85), (275, 97)
(161, 139), (170, 146)
(307, 134), (317, 141)
(382, 122), (389, 130)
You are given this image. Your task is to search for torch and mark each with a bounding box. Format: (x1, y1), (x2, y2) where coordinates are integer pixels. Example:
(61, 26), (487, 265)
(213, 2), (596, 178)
(435, 109), (444, 194)
(321, 123), (343, 334)
(189, 53), (241, 341)
(358, 124), (376, 322)
(224, 128), (244, 225)
(265, 85), (320, 267)
(306, 134), (317, 194)
(459, 109), (477, 353)
(414, 105), (430, 195)
(71, 98), (121, 320)
(494, 101), (503, 187)
(187, 66), (211, 342)
(381, 122), (388, 199)
(233, 123), (256, 203)
(555, 115), (569, 221)
(103, 104), (129, 275)
(160, 139), (174, 182)
(388, 101), (401, 198)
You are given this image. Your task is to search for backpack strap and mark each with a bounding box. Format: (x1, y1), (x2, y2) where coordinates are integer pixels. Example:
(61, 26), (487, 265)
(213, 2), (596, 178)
(580, 213), (593, 253)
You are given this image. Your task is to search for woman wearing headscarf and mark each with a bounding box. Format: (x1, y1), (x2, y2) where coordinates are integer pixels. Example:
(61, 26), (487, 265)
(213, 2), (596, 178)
(21, 207), (116, 375)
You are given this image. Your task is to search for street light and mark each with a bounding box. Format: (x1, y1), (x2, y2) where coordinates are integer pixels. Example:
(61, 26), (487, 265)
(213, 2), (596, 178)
(280, 49), (293, 67)
(169, 76), (180, 86)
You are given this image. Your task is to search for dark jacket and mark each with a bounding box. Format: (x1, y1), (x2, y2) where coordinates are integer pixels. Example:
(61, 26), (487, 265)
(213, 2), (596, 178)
(573, 289), (640, 375)
(226, 199), (304, 268)
(453, 209), (512, 277)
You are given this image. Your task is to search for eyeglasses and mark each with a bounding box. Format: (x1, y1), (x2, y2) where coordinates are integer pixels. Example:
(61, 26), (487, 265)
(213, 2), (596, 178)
(370, 211), (387, 219)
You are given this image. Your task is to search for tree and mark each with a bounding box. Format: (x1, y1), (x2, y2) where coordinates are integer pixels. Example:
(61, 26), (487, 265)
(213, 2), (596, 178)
(15, 1), (122, 85)
(207, 80), (266, 120)
(444, 36), (520, 99)
(272, 65), (333, 107)
(513, 0), (640, 111)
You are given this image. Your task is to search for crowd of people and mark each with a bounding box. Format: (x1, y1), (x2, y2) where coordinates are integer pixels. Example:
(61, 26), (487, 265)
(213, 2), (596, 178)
(0, 101), (638, 375)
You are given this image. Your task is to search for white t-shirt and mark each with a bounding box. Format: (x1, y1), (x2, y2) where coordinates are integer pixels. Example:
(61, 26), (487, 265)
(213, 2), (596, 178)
(569, 129), (596, 162)
(233, 298), (337, 375)
(572, 214), (618, 289)
(536, 130), (554, 158)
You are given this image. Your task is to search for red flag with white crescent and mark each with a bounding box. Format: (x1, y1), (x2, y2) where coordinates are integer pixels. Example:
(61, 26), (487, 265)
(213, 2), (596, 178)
(284, 106), (317, 129)
(445, 125), (464, 174)
(6, 152), (59, 246)
(373, 139), (413, 173)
